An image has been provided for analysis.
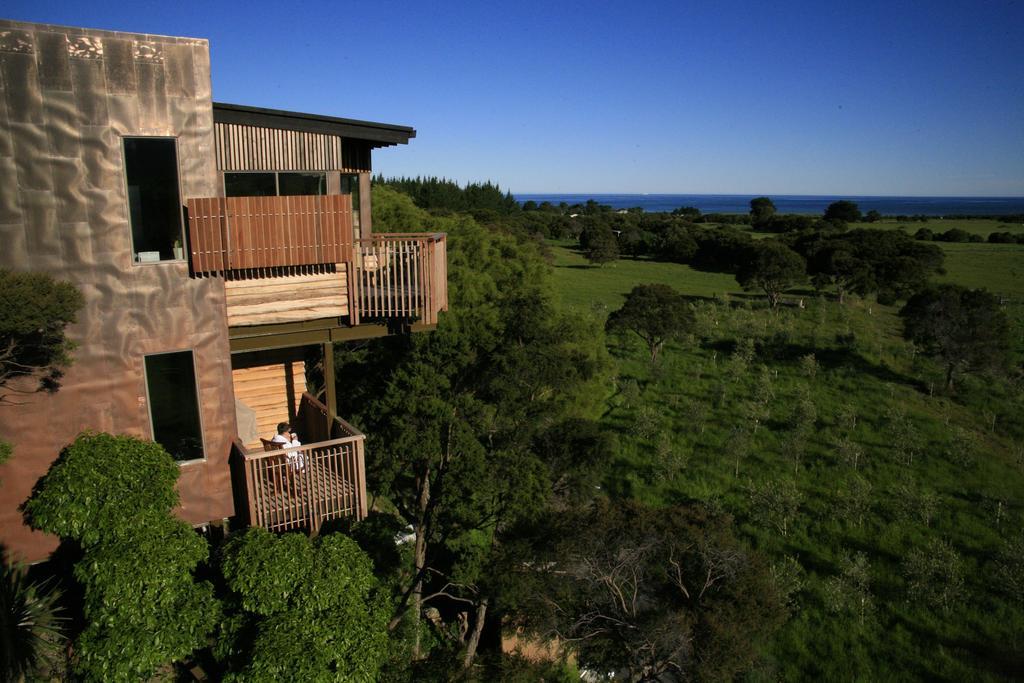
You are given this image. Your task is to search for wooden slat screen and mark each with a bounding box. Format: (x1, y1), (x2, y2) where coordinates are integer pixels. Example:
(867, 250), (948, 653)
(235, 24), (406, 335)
(215, 122), (345, 171)
(187, 194), (353, 274)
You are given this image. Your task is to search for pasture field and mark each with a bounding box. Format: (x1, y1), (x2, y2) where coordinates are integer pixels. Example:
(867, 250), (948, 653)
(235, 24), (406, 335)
(549, 240), (1024, 680)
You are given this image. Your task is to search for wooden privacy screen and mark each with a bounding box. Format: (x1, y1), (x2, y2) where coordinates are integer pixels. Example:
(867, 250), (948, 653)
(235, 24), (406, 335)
(187, 195), (354, 274)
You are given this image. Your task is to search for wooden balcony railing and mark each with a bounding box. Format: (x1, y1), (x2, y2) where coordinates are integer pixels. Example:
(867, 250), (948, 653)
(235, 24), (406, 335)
(353, 233), (448, 326)
(187, 195), (353, 275)
(242, 393), (366, 534)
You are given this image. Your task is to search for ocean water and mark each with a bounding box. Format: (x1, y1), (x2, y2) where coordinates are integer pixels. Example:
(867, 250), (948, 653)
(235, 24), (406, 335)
(513, 194), (1024, 217)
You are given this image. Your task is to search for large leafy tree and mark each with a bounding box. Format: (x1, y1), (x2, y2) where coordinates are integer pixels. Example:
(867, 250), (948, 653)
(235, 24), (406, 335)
(521, 501), (785, 681)
(824, 200), (862, 224)
(0, 269), (83, 404)
(749, 196), (777, 230)
(337, 188), (606, 666)
(605, 284), (696, 361)
(736, 240), (806, 308)
(794, 229), (944, 302)
(217, 529), (389, 681)
(900, 284), (1011, 390)
(25, 433), (218, 681)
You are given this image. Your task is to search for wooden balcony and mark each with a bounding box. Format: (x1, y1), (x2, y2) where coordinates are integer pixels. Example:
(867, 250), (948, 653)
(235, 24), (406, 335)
(240, 393), (367, 534)
(185, 196), (447, 328)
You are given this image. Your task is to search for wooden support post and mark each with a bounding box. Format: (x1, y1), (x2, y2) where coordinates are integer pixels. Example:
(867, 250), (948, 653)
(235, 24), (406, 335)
(323, 342), (337, 431)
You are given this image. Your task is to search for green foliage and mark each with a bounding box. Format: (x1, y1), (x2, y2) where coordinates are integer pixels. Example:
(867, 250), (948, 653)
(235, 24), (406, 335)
(902, 538), (965, 612)
(374, 176), (520, 215)
(0, 268), (83, 400)
(350, 188), (609, 665)
(901, 284), (1011, 390)
(25, 432), (217, 681)
(735, 240), (806, 308)
(0, 439), (10, 467)
(605, 283), (696, 361)
(0, 562), (66, 681)
(824, 200), (862, 224)
(526, 501), (785, 681)
(219, 529), (389, 682)
(550, 248), (1024, 679)
(24, 432), (180, 546)
(796, 228), (945, 301)
(750, 196), (777, 229)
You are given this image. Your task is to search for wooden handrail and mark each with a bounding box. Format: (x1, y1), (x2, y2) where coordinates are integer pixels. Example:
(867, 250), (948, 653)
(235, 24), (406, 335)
(242, 434), (362, 463)
(353, 232), (448, 325)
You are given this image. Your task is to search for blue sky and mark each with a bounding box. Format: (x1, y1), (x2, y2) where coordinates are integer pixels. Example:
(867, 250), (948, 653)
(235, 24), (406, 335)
(7, 0), (1023, 195)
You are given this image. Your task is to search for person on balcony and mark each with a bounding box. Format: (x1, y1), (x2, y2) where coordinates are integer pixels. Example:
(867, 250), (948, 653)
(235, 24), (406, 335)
(272, 422), (306, 470)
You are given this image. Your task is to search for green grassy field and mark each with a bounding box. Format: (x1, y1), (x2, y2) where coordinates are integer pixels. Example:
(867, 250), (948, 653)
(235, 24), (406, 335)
(548, 240), (1024, 680)
(549, 241), (742, 311)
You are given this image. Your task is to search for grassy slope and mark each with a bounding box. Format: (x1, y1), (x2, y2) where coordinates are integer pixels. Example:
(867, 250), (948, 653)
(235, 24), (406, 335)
(549, 243), (1024, 680)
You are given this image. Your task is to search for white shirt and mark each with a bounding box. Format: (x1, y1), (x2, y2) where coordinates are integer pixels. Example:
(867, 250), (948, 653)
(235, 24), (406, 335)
(272, 433), (305, 469)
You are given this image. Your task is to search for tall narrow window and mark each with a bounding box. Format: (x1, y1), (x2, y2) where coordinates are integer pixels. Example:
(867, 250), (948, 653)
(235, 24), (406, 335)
(340, 173), (361, 234)
(225, 172), (276, 197)
(279, 172), (327, 196)
(145, 351), (204, 462)
(124, 138), (184, 262)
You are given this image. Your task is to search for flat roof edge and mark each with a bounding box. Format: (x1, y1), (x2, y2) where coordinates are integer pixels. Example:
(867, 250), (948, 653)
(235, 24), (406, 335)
(213, 102), (416, 146)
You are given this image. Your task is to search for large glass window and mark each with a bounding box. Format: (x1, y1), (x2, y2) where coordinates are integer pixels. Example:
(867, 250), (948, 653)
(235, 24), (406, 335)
(279, 172), (327, 196)
(225, 172), (276, 197)
(145, 351), (204, 462)
(340, 173), (361, 233)
(124, 138), (184, 263)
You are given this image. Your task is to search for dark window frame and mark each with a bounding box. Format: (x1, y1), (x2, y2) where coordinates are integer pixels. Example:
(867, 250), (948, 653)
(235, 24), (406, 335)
(142, 348), (207, 465)
(121, 136), (187, 266)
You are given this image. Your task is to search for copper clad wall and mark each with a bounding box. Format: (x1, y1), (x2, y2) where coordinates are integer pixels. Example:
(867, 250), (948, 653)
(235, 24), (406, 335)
(0, 21), (237, 562)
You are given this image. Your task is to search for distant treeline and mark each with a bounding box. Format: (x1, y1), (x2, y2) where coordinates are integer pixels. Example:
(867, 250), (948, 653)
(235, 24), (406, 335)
(372, 175), (520, 214)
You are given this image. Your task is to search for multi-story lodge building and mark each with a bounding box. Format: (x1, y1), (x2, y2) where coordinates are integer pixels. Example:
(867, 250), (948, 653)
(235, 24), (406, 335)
(0, 19), (447, 562)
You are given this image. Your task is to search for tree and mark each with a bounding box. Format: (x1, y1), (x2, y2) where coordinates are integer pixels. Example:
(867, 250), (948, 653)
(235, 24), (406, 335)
(217, 528), (389, 681)
(900, 284), (1011, 390)
(749, 196), (777, 230)
(824, 200), (862, 224)
(605, 284), (696, 361)
(795, 229), (944, 301)
(525, 501), (785, 681)
(903, 539), (964, 612)
(735, 241), (806, 309)
(25, 433), (218, 681)
(0, 269), (83, 404)
(341, 195), (606, 667)
(583, 225), (619, 265)
(865, 209), (882, 223)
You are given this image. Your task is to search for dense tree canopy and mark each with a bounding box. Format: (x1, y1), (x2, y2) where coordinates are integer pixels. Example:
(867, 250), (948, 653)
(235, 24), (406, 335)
(605, 284), (696, 361)
(26, 434), (218, 681)
(217, 528), (389, 681)
(332, 187), (607, 666)
(824, 200), (862, 224)
(0, 269), (83, 403)
(794, 229), (945, 301)
(900, 284), (1011, 390)
(522, 501), (785, 681)
(750, 196), (777, 230)
(735, 241), (806, 308)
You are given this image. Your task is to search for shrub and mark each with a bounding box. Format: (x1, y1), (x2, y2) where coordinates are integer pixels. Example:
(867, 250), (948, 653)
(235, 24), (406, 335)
(26, 433), (218, 681)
